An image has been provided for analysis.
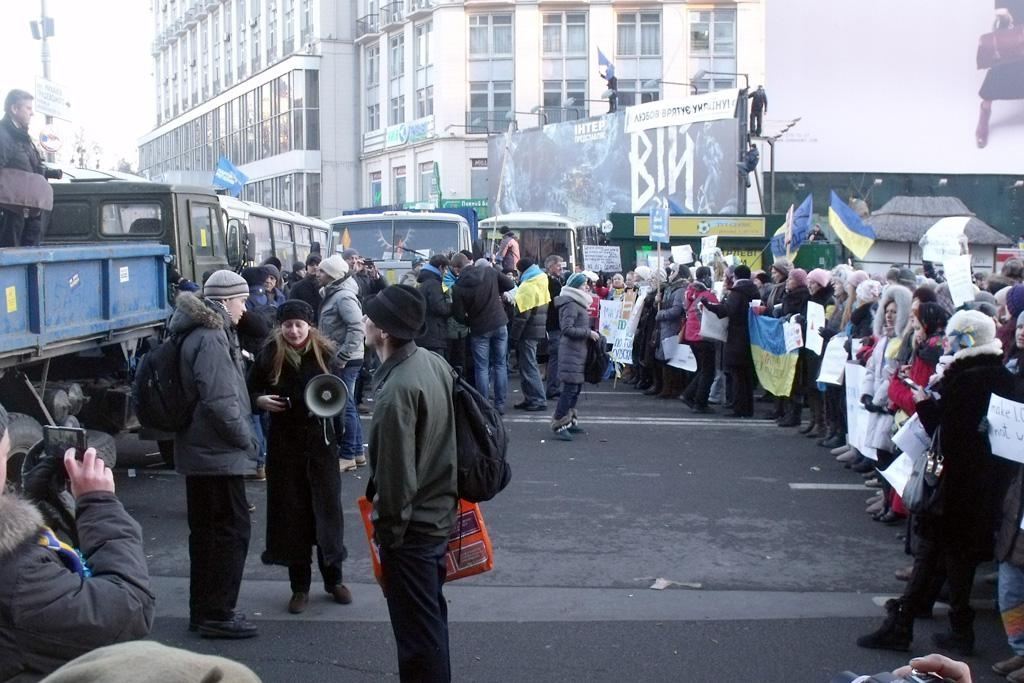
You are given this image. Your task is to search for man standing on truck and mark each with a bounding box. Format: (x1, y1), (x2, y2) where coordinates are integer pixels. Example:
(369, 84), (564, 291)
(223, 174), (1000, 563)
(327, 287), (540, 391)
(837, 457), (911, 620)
(169, 270), (259, 639)
(495, 226), (520, 274)
(0, 89), (48, 247)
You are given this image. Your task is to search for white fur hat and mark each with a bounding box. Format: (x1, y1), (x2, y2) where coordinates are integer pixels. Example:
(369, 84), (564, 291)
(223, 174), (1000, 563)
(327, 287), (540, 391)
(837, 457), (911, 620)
(945, 309), (1001, 360)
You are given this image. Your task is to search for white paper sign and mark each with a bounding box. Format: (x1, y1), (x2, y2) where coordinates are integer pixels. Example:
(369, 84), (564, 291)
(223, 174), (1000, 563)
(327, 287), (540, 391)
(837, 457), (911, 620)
(844, 363), (876, 460)
(880, 453), (915, 497)
(892, 413), (931, 462)
(626, 286), (649, 335)
(671, 245), (694, 265)
(582, 245), (623, 273)
(805, 302), (826, 355)
(944, 254), (976, 308)
(988, 394), (1024, 464)
(921, 216), (969, 263)
(699, 307), (729, 342)
(661, 336), (698, 371)
(599, 300), (622, 340)
(817, 335), (849, 385)
(784, 320), (804, 352)
(701, 235), (718, 260)
(611, 332), (635, 365)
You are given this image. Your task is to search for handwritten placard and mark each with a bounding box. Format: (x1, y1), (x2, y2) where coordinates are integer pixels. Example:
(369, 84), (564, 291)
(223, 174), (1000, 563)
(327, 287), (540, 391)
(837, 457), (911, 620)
(988, 394), (1024, 464)
(805, 302), (826, 355)
(944, 254), (975, 308)
(671, 244), (694, 265)
(817, 335), (848, 385)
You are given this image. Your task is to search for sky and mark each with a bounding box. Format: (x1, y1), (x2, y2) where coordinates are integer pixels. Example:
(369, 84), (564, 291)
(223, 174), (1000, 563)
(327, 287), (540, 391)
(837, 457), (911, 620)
(0, 0), (155, 169)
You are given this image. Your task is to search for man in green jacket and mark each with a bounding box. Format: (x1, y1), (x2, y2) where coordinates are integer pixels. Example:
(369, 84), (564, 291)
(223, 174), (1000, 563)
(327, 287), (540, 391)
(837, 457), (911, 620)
(364, 284), (458, 682)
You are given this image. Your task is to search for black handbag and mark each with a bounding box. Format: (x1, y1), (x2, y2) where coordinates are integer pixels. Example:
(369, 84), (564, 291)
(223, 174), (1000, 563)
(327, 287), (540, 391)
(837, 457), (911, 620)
(902, 426), (945, 516)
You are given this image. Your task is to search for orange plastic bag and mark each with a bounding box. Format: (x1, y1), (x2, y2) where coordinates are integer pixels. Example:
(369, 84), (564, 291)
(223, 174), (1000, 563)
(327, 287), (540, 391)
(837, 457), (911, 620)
(357, 496), (495, 582)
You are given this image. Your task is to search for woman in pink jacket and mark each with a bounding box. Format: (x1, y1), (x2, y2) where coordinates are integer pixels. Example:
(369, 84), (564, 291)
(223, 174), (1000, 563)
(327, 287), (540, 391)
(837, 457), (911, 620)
(680, 266), (720, 413)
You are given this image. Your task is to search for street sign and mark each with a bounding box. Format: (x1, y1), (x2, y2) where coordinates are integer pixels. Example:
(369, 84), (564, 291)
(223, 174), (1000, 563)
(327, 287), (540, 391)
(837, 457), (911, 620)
(34, 78), (70, 120)
(649, 206), (669, 244)
(38, 126), (62, 153)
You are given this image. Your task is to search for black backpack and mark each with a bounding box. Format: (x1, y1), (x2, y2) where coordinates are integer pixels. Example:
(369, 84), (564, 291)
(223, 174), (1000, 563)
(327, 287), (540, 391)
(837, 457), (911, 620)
(451, 369), (510, 502)
(584, 334), (610, 385)
(132, 331), (197, 433)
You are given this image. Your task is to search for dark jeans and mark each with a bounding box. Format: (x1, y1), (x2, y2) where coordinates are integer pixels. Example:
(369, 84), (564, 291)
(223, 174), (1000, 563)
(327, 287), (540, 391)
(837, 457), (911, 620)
(339, 363), (364, 459)
(905, 532), (972, 627)
(186, 475), (251, 622)
(380, 538), (451, 682)
(729, 364), (755, 417)
(545, 329), (561, 396)
(682, 341), (716, 408)
(288, 546), (343, 593)
(517, 338), (546, 407)
(470, 326), (508, 411)
(554, 382), (582, 420)
(0, 208), (42, 247)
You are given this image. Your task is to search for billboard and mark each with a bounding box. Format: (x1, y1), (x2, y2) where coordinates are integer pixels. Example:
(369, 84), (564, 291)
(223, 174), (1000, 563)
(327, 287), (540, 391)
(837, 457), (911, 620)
(766, 2), (1024, 175)
(488, 92), (743, 224)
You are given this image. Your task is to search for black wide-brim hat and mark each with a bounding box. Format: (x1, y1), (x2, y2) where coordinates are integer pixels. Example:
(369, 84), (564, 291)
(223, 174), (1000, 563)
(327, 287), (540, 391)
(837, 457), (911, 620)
(364, 285), (427, 340)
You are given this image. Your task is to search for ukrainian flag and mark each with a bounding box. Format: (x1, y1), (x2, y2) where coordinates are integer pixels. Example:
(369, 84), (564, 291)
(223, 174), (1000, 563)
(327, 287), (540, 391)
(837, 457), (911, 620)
(748, 310), (798, 397)
(515, 265), (551, 312)
(828, 191), (876, 259)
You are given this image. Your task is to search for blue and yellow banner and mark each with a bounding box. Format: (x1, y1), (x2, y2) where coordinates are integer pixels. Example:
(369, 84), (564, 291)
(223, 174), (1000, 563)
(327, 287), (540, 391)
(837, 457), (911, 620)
(515, 265), (551, 312)
(748, 310), (798, 397)
(828, 190), (876, 259)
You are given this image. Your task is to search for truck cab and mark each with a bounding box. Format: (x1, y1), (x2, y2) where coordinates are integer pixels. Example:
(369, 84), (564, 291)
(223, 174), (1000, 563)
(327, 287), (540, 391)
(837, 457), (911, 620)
(45, 169), (243, 283)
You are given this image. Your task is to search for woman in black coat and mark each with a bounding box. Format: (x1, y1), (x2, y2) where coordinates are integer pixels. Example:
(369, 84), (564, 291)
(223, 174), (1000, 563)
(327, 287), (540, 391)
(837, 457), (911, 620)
(415, 255), (452, 357)
(858, 310), (1015, 655)
(703, 265), (760, 417)
(773, 268), (810, 427)
(977, 0), (1024, 147)
(248, 300), (350, 614)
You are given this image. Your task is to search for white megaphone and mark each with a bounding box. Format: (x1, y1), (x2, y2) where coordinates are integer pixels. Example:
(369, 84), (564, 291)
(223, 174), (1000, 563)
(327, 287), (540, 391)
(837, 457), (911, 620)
(304, 374), (348, 418)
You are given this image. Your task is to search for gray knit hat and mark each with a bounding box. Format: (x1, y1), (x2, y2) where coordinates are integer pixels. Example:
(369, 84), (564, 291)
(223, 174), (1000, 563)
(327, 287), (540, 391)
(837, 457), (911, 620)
(202, 270), (249, 300)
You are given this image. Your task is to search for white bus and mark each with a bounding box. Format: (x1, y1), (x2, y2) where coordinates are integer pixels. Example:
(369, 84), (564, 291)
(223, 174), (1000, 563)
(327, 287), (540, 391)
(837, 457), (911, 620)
(479, 212), (583, 270)
(218, 195), (330, 267)
(324, 211), (472, 283)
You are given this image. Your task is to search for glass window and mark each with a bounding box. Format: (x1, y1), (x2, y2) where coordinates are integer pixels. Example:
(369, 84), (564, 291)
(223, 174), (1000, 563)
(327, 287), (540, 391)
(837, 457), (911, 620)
(566, 13), (586, 54)
(393, 166), (407, 205)
(367, 103), (380, 131)
(305, 109), (319, 149)
(369, 171), (382, 206)
(393, 219), (461, 260)
(688, 9), (736, 92)
(305, 70), (319, 108)
(189, 203), (216, 255)
(617, 13), (636, 56)
(390, 95), (405, 124)
(493, 15), (512, 54)
(640, 13), (660, 56)
(101, 202), (163, 236)
(419, 161), (433, 202)
(366, 44), (380, 86)
(468, 15), (488, 55)
(273, 220), (295, 263)
(415, 86), (433, 117)
(414, 22), (431, 68)
(49, 202), (92, 237)
(469, 14), (512, 56)
(470, 158), (488, 199)
(389, 34), (405, 78)
(292, 68), (305, 108)
(277, 74), (291, 113)
(249, 215), (273, 263)
(306, 173), (320, 216)
(690, 11), (710, 53)
(542, 14), (561, 55)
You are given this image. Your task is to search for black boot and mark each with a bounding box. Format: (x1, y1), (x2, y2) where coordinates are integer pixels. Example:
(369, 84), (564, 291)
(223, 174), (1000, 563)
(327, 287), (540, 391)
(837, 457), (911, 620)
(644, 367), (664, 396)
(857, 599), (913, 651)
(821, 432), (846, 448)
(777, 399), (802, 427)
(932, 610), (975, 657)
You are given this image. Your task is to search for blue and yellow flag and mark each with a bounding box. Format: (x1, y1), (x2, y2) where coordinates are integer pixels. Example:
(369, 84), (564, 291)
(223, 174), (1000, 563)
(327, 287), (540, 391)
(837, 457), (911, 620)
(748, 310), (798, 398)
(515, 265), (551, 312)
(828, 191), (876, 259)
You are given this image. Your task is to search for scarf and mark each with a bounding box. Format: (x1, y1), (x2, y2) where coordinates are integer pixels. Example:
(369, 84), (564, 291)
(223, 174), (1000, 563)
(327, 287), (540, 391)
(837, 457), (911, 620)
(560, 285), (593, 310)
(422, 263), (443, 280)
(284, 339), (312, 370)
(38, 527), (91, 578)
(442, 269), (458, 293)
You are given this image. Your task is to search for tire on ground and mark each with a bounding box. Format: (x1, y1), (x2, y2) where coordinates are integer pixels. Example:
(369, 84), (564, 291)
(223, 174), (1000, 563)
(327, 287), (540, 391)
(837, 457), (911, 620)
(85, 430), (117, 469)
(5, 413), (44, 489)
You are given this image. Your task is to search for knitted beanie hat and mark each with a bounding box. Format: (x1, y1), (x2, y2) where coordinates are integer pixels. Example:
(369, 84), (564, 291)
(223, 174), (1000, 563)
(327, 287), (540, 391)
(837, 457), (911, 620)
(566, 272), (589, 289)
(1007, 283), (1024, 319)
(319, 255), (349, 281)
(203, 270), (249, 300)
(945, 309), (1001, 360)
(788, 268), (808, 287)
(771, 258), (792, 279)
(807, 268), (831, 289)
(856, 279), (882, 304)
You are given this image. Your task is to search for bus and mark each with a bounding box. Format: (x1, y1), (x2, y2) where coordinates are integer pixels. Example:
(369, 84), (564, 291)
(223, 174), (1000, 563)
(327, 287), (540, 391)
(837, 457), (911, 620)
(324, 211), (472, 283)
(218, 195), (330, 268)
(478, 213), (584, 270)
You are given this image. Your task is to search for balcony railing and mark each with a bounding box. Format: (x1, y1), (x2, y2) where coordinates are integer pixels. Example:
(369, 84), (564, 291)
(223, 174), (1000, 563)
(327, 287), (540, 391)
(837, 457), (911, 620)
(356, 14), (380, 38)
(381, 2), (405, 26)
(408, 0), (435, 14)
(464, 110), (507, 134)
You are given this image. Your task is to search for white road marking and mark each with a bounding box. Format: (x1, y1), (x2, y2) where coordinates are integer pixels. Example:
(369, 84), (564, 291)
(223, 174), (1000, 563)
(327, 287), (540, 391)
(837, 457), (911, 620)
(788, 483), (871, 491)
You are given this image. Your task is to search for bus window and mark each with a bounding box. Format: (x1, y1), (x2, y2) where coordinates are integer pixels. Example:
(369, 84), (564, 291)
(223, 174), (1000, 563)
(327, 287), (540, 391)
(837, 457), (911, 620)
(518, 228), (573, 265)
(332, 220), (392, 259)
(102, 202), (163, 236)
(312, 228), (328, 253)
(250, 215), (272, 262)
(273, 221), (295, 264)
(393, 219), (461, 260)
(293, 224), (313, 260)
(189, 204), (216, 256)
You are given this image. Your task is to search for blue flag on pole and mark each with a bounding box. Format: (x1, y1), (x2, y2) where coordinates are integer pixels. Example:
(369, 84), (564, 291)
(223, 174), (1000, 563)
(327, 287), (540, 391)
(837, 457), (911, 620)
(213, 157), (248, 197)
(597, 47), (615, 79)
(769, 194), (813, 258)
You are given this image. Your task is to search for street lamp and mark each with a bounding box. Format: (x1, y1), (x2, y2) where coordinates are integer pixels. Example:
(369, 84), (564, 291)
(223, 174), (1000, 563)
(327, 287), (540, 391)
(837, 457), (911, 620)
(693, 69), (750, 90)
(642, 79), (698, 95)
(445, 117), (491, 135)
(505, 108), (548, 126)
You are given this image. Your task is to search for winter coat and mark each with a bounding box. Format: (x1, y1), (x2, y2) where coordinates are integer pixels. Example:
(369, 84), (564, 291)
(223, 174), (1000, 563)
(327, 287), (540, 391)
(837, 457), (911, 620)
(849, 302), (875, 339)
(682, 283), (719, 343)
(319, 276), (365, 364)
(0, 493), (155, 681)
(248, 344), (346, 568)
(888, 334), (943, 415)
(368, 344), (458, 549)
(546, 274), (564, 331)
(239, 290), (275, 358)
(778, 285), (810, 320)
(510, 301), (548, 343)
(764, 281), (786, 311)
(703, 279), (760, 369)
(415, 268), (451, 352)
(451, 264), (515, 335)
(169, 293), (257, 476)
(0, 116), (44, 176)
(996, 356), (1024, 567)
(353, 271), (387, 302)
(555, 287), (593, 384)
(655, 281), (687, 348)
(861, 335), (903, 451)
(288, 276), (323, 321)
(497, 235), (520, 273)
(915, 353), (1016, 555)
(633, 289), (660, 368)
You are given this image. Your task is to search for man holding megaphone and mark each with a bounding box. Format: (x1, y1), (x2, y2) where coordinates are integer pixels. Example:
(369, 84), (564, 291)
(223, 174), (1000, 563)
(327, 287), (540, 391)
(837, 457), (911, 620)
(248, 300), (351, 615)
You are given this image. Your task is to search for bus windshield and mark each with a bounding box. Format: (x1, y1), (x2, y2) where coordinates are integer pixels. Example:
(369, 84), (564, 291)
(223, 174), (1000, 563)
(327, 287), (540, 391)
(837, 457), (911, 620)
(333, 219), (463, 260)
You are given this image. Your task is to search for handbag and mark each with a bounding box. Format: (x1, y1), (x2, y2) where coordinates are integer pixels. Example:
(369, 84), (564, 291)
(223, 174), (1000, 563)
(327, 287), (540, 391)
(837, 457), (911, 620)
(901, 426), (945, 516)
(977, 21), (1024, 69)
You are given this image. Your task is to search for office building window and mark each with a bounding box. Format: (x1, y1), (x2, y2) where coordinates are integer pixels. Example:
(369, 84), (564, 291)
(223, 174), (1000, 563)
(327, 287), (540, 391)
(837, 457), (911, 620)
(616, 81), (660, 107)
(389, 95), (405, 124)
(237, 0), (247, 79)
(414, 21), (432, 67)
(689, 9), (737, 92)
(468, 81), (511, 131)
(367, 103), (380, 131)
(543, 80), (585, 123)
(370, 171), (382, 206)
(543, 12), (586, 56)
(223, 3), (233, 86)
(301, 0), (313, 43)
(419, 162), (434, 202)
(393, 166), (407, 206)
(416, 86), (433, 117)
(389, 34), (405, 78)
(470, 158), (488, 199)
(267, 0), (278, 63)
(283, 0), (295, 53)
(469, 14), (512, 57)
(414, 22), (432, 119)
(366, 44), (379, 86)
(201, 20), (210, 99)
(617, 12), (660, 57)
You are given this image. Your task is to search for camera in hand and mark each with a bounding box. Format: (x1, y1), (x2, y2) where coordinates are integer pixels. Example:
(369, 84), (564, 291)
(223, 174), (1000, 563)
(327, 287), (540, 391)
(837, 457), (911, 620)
(831, 671), (952, 682)
(42, 426), (87, 461)
(43, 166), (63, 180)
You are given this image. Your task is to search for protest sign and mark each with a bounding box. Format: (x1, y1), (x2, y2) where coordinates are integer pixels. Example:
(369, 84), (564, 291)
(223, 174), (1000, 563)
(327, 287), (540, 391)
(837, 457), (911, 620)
(844, 363), (875, 460)
(626, 287), (648, 335)
(892, 414), (931, 462)
(944, 254), (976, 308)
(880, 453), (914, 497)
(920, 216), (968, 263)
(701, 235), (718, 260)
(783, 320), (803, 352)
(611, 333), (635, 364)
(583, 245), (623, 273)
(661, 337), (698, 371)
(599, 300), (622, 340)
(988, 394), (1024, 464)
(817, 335), (848, 385)
(699, 306), (728, 342)
(671, 244), (694, 265)
(805, 302), (826, 355)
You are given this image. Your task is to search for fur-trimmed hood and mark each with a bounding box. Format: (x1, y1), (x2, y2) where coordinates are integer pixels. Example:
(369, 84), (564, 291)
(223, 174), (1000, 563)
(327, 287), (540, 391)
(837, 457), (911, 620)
(0, 494), (44, 558)
(873, 284), (912, 338)
(168, 292), (228, 335)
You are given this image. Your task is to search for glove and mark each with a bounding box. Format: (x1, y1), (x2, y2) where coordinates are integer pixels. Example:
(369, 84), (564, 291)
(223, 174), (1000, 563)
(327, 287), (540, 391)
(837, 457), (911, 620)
(860, 394), (876, 413)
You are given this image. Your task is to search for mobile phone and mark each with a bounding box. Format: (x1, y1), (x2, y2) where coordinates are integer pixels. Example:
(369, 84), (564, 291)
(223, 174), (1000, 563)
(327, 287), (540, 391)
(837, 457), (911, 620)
(42, 426), (88, 461)
(280, 396), (292, 409)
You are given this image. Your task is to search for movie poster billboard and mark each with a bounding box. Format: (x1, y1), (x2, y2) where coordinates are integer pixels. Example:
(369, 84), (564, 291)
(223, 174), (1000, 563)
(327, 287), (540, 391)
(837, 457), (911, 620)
(766, 1), (1024, 174)
(488, 91), (743, 224)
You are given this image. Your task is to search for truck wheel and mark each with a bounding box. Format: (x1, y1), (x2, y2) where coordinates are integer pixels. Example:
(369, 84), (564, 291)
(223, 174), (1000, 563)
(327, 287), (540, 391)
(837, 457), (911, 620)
(5, 413), (44, 489)
(85, 430), (117, 469)
(157, 439), (174, 469)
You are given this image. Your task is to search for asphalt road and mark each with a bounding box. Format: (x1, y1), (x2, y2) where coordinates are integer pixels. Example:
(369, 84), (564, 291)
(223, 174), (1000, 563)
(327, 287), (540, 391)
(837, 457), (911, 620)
(113, 383), (1010, 682)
